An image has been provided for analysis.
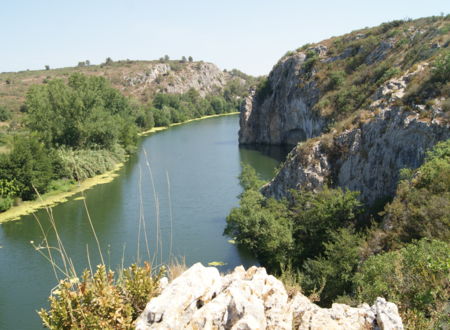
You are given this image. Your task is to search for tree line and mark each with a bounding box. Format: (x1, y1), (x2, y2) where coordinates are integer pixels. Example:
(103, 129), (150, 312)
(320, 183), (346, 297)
(0, 72), (248, 211)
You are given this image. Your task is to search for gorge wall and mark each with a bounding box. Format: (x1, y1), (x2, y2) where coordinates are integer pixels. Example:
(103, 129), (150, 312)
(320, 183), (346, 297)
(240, 17), (450, 204)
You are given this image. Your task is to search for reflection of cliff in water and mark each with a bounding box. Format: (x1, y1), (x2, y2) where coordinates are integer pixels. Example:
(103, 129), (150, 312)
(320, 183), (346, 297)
(240, 144), (291, 163)
(238, 144), (291, 181)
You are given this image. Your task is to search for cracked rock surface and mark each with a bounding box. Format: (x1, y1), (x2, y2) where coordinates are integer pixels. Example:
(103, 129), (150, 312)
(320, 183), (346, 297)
(136, 263), (403, 330)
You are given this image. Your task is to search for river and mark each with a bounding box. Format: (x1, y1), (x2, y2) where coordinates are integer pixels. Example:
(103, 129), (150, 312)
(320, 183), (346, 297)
(0, 115), (287, 329)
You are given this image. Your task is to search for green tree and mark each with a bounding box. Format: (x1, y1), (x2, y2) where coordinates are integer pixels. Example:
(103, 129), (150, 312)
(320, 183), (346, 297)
(0, 135), (55, 200)
(25, 73), (136, 151)
(301, 227), (365, 306)
(188, 56), (193, 62)
(291, 187), (363, 261)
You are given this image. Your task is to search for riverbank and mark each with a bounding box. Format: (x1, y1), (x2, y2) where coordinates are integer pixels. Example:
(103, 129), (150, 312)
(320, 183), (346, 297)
(138, 112), (239, 136)
(0, 112), (239, 224)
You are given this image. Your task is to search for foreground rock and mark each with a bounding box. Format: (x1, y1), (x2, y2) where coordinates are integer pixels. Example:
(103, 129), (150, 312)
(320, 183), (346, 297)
(136, 263), (403, 329)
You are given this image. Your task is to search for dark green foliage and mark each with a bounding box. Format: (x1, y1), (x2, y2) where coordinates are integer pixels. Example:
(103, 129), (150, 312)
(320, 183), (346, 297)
(290, 188), (363, 261)
(25, 73), (137, 151)
(0, 106), (12, 121)
(302, 50), (319, 73)
(381, 139), (450, 248)
(355, 239), (450, 328)
(301, 227), (365, 306)
(225, 190), (293, 270)
(254, 78), (272, 105)
(0, 135), (56, 200)
(238, 163), (264, 192)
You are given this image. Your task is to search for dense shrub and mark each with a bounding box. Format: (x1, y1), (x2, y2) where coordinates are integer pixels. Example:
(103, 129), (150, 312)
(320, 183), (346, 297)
(39, 263), (163, 329)
(355, 239), (450, 328)
(0, 135), (57, 200)
(301, 227), (365, 306)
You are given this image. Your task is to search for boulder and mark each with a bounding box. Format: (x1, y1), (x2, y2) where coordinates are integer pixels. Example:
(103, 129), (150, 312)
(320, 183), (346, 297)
(136, 263), (403, 330)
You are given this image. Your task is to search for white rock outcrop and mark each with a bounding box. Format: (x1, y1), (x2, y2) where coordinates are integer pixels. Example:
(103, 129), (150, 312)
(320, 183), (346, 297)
(136, 263), (403, 330)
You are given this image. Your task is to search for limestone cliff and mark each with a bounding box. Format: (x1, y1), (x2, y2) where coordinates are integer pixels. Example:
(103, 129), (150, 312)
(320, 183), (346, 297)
(239, 54), (325, 145)
(136, 263), (403, 330)
(262, 68), (449, 204)
(240, 16), (450, 204)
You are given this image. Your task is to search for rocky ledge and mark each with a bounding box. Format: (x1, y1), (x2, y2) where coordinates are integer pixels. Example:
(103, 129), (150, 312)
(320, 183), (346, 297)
(136, 263), (403, 329)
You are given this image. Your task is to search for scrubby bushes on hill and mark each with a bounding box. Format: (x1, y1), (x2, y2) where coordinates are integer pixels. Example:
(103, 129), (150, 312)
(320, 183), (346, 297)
(355, 239), (450, 329)
(39, 263), (164, 329)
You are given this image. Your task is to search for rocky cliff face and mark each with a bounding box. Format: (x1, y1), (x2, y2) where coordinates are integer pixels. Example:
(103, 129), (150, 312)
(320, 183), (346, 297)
(136, 263), (403, 330)
(241, 17), (450, 204)
(239, 54), (326, 145)
(262, 71), (450, 203)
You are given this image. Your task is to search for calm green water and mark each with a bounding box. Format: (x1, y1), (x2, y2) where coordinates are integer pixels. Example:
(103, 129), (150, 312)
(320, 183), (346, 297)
(0, 115), (287, 330)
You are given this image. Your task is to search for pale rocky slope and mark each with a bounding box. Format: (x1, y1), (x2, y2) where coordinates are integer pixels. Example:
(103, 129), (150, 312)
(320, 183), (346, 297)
(136, 263), (403, 330)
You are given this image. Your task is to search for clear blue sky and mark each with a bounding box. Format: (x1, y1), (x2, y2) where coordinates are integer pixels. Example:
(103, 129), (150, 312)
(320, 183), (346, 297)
(1, 0), (448, 76)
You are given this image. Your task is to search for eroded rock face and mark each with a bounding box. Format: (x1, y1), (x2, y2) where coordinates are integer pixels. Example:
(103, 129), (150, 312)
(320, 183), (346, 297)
(136, 263), (403, 330)
(262, 107), (449, 203)
(262, 67), (450, 204)
(239, 53), (326, 145)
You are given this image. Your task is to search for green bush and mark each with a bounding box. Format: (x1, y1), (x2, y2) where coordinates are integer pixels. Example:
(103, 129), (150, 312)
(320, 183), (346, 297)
(225, 163), (364, 273)
(301, 227), (365, 306)
(327, 71), (346, 90)
(355, 239), (450, 328)
(0, 196), (13, 212)
(0, 135), (56, 200)
(39, 263), (163, 329)
(0, 106), (12, 121)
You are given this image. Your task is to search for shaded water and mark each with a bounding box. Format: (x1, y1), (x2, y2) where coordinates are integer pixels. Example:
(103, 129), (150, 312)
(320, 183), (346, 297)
(0, 115), (286, 329)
